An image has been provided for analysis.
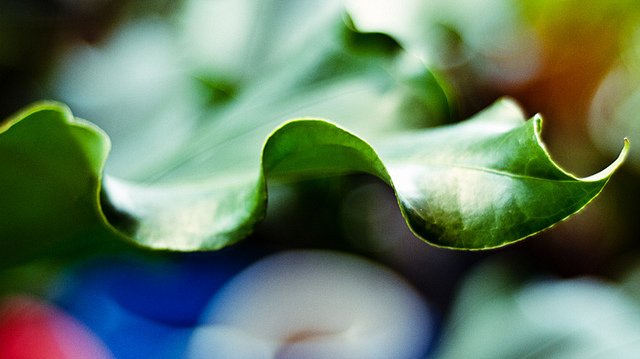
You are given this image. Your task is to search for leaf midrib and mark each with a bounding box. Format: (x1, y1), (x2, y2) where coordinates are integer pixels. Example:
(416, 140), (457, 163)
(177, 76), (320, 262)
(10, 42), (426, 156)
(391, 161), (584, 184)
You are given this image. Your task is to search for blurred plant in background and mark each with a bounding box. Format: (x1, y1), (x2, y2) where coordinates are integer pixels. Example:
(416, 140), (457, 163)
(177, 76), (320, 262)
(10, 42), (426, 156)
(1, 0), (640, 358)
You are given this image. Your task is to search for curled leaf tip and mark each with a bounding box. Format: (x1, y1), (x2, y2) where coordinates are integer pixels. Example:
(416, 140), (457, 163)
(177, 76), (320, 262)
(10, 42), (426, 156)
(583, 137), (629, 182)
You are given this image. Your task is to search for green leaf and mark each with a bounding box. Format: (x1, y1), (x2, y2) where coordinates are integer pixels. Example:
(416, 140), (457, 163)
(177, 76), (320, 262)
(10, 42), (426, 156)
(435, 258), (640, 358)
(0, 98), (627, 257)
(379, 99), (628, 249)
(0, 103), (114, 266)
(0, 5), (628, 258)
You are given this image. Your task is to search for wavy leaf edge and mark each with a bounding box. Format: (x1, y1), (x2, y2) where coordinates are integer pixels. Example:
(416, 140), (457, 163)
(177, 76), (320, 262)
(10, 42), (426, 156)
(0, 98), (629, 252)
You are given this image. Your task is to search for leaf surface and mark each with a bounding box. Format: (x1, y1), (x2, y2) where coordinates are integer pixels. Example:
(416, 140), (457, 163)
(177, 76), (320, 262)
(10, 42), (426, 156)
(0, 103), (113, 265)
(378, 100), (628, 248)
(0, 5), (628, 257)
(0, 99), (627, 256)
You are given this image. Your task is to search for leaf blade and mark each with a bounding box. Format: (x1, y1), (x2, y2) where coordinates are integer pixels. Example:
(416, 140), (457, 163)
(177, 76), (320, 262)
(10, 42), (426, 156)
(0, 99), (627, 255)
(382, 100), (628, 249)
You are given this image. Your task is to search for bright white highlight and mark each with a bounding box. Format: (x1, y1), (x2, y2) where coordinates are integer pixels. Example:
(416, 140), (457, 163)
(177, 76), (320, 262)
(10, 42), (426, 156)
(187, 250), (433, 359)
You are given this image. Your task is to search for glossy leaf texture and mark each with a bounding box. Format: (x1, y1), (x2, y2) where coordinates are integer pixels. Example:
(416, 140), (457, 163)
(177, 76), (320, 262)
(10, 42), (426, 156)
(0, 98), (627, 256)
(378, 100), (628, 248)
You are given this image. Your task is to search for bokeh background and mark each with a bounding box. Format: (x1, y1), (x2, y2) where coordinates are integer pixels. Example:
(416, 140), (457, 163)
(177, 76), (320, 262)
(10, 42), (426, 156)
(2, 0), (640, 357)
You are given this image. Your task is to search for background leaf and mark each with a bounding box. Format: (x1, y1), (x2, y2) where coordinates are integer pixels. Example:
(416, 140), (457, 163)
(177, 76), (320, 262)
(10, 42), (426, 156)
(435, 257), (640, 358)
